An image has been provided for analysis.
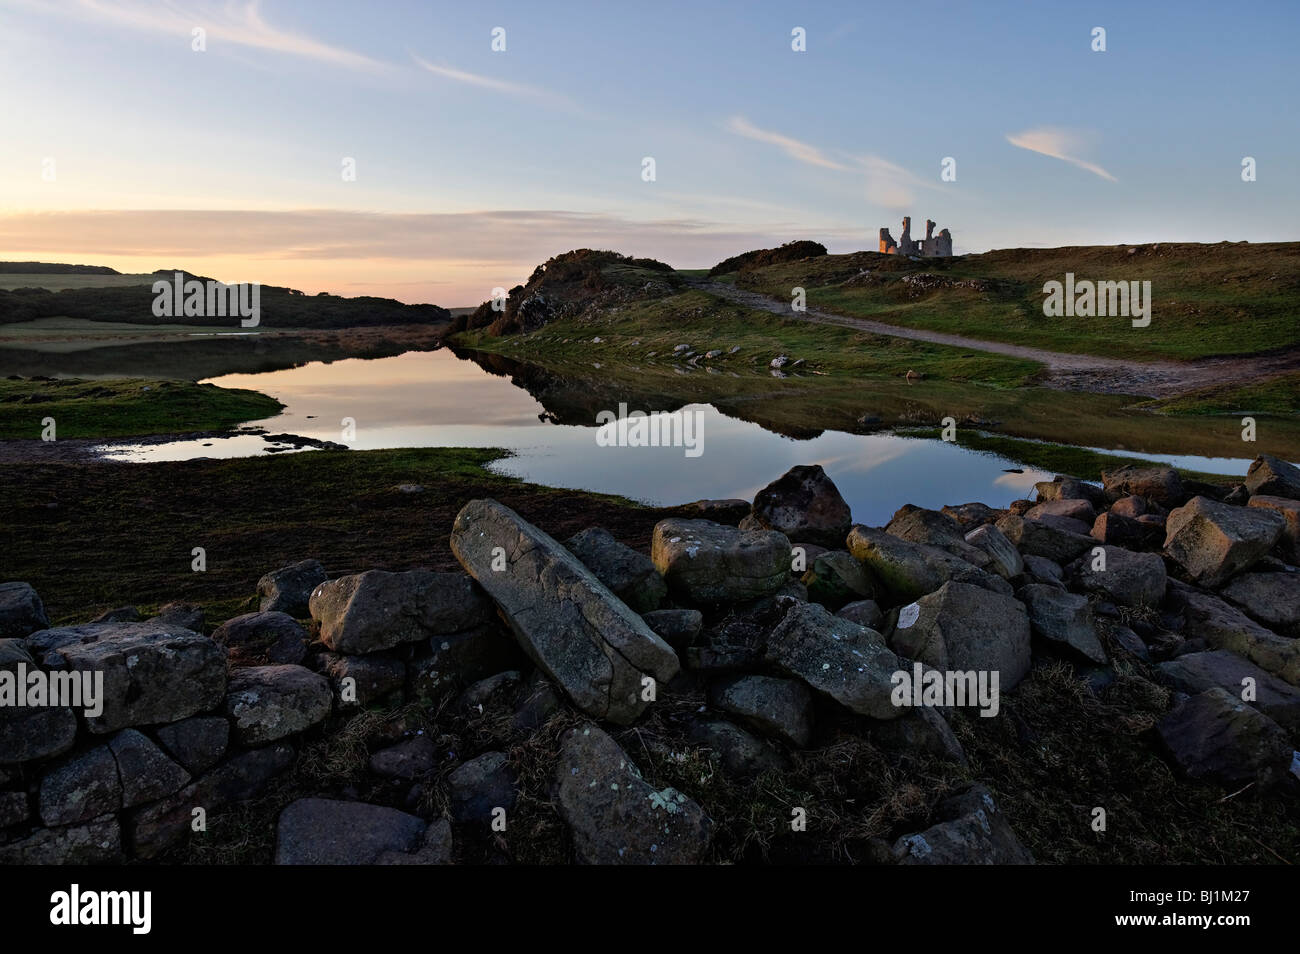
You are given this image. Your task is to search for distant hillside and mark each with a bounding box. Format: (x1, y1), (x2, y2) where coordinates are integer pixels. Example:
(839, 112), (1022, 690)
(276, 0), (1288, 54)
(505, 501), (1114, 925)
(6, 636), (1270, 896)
(731, 241), (1300, 361)
(0, 267), (450, 329)
(0, 262), (119, 275)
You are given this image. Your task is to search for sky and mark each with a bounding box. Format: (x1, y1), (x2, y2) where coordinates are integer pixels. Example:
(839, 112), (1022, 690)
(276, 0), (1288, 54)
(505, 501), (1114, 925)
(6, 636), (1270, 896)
(0, 0), (1296, 306)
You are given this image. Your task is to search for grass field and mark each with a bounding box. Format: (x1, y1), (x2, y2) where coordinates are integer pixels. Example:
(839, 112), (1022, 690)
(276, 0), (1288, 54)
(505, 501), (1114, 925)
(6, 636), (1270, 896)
(734, 242), (1300, 361)
(0, 376), (284, 439)
(460, 289), (1045, 389)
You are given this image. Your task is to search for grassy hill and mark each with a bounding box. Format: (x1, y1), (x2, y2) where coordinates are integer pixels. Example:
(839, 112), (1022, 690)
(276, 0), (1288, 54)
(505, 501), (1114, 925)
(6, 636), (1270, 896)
(728, 241), (1300, 361)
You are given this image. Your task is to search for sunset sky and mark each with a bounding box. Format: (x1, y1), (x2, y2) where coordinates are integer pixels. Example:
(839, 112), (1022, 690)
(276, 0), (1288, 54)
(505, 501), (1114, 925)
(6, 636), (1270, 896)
(1, 0), (1296, 306)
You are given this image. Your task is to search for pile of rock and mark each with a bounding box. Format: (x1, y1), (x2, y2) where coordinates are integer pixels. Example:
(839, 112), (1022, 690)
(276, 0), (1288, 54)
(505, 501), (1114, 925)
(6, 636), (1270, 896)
(3, 454), (1297, 865)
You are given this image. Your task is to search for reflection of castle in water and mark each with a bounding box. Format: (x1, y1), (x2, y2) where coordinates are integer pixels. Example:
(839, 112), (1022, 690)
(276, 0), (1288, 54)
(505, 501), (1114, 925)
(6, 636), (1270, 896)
(879, 216), (952, 258)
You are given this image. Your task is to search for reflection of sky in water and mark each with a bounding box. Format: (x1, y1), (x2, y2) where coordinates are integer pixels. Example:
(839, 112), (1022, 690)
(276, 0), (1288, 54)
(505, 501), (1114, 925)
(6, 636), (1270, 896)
(92, 350), (1265, 528)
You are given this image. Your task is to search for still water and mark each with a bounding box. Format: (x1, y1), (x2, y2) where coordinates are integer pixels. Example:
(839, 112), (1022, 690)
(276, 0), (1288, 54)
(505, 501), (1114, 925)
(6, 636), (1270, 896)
(92, 349), (1261, 526)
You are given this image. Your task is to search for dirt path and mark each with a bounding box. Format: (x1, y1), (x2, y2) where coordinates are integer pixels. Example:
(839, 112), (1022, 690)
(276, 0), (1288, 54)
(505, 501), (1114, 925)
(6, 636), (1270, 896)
(693, 279), (1300, 397)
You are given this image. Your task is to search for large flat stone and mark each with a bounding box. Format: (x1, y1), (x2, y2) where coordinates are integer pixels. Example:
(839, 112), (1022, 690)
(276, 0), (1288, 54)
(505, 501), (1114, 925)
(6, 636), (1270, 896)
(652, 518), (791, 604)
(451, 499), (679, 724)
(24, 622), (226, 734)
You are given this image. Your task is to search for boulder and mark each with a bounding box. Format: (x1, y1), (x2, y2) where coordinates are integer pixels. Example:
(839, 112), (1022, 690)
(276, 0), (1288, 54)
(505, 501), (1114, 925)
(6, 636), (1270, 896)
(1247, 495), (1300, 562)
(1101, 465), (1184, 506)
(1155, 687), (1293, 787)
(1034, 477), (1105, 508)
(1171, 583), (1300, 687)
(451, 499), (679, 724)
(1091, 512), (1164, 550)
(684, 716), (785, 778)
(1027, 498), (1096, 525)
(846, 525), (1011, 604)
(1110, 495), (1157, 519)
(1066, 545), (1167, 608)
(322, 651), (406, 708)
(708, 674), (813, 747)
(92, 606), (140, 623)
(652, 518), (791, 604)
(1219, 572), (1300, 635)
(130, 743), (295, 858)
(1022, 555), (1064, 587)
(964, 524), (1023, 579)
(274, 798), (427, 864)
(368, 735), (436, 779)
(995, 514), (1094, 564)
(406, 624), (522, 703)
(0, 639), (77, 764)
(310, 569), (492, 655)
(24, 622), (226, 734)
(565, 527), (667, 613)
(258, 559), (328, 617)
(893, 785), (1033, 864)
(553, 724), (712, 864)
(375, 819), (454, 865)
(1164, 496), (1284, 587)
(836, 599), (884, 631)
(886, 506), (993, 571)
(889, 582), (1032, 689)
(212, 611), (308, 666)
(640, 609), (703, 650)
(0, 582), (49, 639)
(38, 745), (122, 826)
(801, 550), (874, 609)
(1157, 650), (1300, 735)
(941, 502), (1001, 529)
(871, 706), (967, 765)
(763, 602), (904, 720)
(0, 815), (120, 865)
(1019, 584), (1107, 663)
(107, 728), (190, 809)
(1245, 454), (1300, 500)
(447, 751), (516, 822)
(748, 464), (852, 547)
(224, 665), (332, 745)
(0, 791), (27, 827)
(154, 716), (229, 775)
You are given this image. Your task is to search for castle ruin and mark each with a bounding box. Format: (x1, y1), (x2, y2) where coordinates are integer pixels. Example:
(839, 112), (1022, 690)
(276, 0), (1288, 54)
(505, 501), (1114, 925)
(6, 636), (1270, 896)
(879, 217), (952, 257)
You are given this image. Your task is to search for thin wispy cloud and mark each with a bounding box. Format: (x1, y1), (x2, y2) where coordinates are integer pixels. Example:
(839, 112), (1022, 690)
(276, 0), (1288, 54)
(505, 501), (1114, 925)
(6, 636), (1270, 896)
(1005, 127), (1117, 182)
(32, 0), (384, 71)
(726, 116), (850, 171)
(413, 55), (578, 111)
(726, 116), (932, 211)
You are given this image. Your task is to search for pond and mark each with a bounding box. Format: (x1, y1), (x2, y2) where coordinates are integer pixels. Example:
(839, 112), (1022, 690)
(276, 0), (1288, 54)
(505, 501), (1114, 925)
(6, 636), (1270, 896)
(86, 348), (1269, 527)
